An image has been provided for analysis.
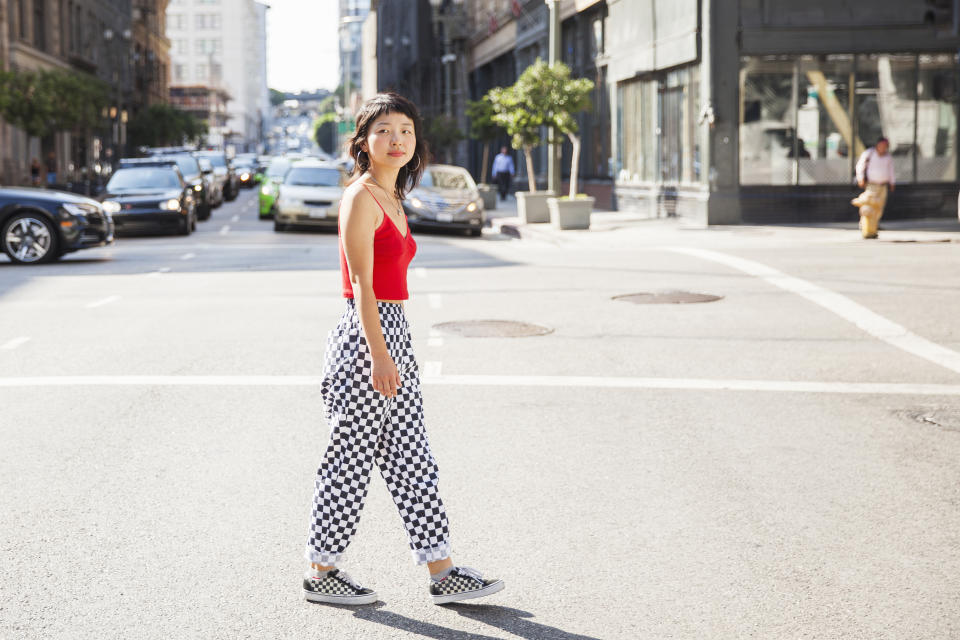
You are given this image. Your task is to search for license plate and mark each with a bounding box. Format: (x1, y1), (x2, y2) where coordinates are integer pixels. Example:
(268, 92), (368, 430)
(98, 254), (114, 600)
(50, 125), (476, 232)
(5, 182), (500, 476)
(308, 207), (327, 218)
(436, 212), (453, 222)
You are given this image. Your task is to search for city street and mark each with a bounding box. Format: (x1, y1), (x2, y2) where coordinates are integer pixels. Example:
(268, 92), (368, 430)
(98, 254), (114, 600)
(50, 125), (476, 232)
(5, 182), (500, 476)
(2, 190), (960, 639)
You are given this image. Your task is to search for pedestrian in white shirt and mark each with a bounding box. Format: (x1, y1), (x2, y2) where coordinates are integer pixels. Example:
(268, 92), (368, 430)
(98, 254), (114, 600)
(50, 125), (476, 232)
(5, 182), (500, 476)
(852, 137), (895, 239)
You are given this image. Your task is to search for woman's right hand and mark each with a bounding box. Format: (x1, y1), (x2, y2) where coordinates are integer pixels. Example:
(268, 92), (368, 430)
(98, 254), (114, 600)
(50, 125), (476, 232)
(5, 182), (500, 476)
(371, 352), (402, 397)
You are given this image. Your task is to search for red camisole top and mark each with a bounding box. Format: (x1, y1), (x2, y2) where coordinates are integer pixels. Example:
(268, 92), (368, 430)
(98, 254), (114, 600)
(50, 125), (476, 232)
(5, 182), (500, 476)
(340, 184), (417, 300)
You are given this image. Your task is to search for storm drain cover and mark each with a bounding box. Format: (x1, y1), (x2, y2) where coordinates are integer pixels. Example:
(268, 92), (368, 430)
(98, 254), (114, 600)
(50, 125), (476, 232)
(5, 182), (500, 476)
(433, 320), (553, 338)
(613, 291), (723, 304)
(895, 408), (960, 433)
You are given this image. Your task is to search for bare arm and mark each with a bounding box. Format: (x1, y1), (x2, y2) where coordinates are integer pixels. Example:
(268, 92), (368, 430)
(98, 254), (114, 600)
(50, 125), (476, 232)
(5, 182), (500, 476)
(340, 186), (403, 397)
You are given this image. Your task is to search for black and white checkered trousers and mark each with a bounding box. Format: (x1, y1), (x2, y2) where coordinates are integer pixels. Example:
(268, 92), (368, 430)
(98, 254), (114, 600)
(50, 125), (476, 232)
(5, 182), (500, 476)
(306, 299), (451, 566)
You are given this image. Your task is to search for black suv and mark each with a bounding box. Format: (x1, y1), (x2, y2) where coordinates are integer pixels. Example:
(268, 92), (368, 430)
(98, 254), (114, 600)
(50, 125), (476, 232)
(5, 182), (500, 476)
(193, 151), (239, 202)
(0, 187), (114, 264)
(119, 156), (212, 220)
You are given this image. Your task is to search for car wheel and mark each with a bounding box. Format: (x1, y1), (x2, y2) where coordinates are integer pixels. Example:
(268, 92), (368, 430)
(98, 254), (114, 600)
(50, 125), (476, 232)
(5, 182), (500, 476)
(179, 215), (191, 235)
(191, 212), (197, 232)
(274, 219), (285, 232)
(199, 204), (211, 220)
(2, 212), (59, 264)
(466, 228), (482, 237)
(225, 185), (237, 201)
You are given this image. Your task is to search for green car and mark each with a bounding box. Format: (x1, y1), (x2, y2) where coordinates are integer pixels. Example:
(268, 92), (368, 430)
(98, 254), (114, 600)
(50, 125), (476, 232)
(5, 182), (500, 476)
(258, 157), (294, 218)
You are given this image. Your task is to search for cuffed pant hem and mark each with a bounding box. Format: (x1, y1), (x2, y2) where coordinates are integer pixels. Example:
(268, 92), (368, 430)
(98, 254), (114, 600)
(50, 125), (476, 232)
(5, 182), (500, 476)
(411, 542), (452, 565)
(305, 548), (344, 566)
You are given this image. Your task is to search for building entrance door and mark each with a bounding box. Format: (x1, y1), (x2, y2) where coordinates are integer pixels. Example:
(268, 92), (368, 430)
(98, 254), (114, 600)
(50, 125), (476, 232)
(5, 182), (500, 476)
(659, 86), (683, 184)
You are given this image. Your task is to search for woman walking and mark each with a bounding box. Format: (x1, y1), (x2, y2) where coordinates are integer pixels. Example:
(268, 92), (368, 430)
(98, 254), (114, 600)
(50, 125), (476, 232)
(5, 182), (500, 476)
(303, 92), (504, 606)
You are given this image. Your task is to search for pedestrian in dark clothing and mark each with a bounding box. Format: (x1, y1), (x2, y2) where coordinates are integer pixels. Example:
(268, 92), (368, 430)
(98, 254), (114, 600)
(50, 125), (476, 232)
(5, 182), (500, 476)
(30, 158), (41, 186)
(491, 147), (515, 200)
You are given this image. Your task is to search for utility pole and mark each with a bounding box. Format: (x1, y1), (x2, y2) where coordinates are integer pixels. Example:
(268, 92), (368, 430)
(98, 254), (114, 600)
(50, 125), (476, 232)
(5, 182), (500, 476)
(546, 0), (561, 194)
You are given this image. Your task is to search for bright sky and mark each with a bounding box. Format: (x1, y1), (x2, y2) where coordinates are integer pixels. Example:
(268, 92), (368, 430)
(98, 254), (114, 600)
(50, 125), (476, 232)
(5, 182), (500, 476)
(265, 0), (340, 92)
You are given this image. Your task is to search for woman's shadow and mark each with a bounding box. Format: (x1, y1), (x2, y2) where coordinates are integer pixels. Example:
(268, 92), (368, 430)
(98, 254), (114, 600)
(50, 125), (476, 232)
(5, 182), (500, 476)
(325, 601), (602, 640)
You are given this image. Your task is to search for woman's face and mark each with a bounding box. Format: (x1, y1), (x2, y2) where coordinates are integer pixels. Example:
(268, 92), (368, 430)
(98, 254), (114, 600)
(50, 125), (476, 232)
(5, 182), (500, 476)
(363, 111), (416, 170)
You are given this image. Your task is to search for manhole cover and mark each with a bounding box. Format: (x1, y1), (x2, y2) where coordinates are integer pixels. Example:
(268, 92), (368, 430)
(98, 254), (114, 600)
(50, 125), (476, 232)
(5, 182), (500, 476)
(433, 320), (553, 337)
(895, 408), (960, 433)
(613, 291), (723, 304)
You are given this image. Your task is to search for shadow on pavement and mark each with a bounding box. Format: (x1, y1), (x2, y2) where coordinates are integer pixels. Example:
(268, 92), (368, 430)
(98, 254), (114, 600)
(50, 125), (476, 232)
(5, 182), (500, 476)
(308, 601), (502, 640)
(444, 603), (602, 640)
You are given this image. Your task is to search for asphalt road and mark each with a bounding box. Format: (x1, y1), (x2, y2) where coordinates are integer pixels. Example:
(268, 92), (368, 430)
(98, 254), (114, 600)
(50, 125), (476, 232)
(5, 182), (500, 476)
(1, 190), (959, 639)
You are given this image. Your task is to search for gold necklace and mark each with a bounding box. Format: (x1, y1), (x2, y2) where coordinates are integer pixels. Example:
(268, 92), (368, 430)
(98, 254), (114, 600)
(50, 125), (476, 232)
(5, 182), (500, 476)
(365, 172), (403, 217)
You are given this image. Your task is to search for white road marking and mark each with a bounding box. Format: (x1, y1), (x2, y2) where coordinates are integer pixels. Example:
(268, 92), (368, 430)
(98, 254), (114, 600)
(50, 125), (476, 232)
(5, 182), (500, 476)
(414, 267), (428, 278)
(230, 214), (239, 222)
(669, 247), (960, 376)
(85, 295), (120, 309)
(427, 328), (444, 347)
(2, 374), (960, 396)
(146, 267), (171, 278)
(219, 225), (230, 235)
(1, 337), (31, 350)
(428, 293), (442, 309)
(180, 252), (196, 260)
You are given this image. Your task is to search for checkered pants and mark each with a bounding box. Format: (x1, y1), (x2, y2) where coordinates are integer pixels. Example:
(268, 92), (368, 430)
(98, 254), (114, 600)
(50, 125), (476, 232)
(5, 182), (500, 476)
(306, 299), (451, 566)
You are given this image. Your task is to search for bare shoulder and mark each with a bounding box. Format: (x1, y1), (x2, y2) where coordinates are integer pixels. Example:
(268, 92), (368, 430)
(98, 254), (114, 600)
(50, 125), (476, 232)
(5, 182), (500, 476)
(340, 180), (380, 230)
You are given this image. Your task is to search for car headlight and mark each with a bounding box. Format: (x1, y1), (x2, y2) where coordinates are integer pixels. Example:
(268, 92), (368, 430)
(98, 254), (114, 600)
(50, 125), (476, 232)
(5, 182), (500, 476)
(159, 199), (181, 211)
(261, 184), (275, 196)
(102, 201), (121, 214)
(193, 184), (203, 191)
(466, 202), (477, 212)
(278, 197), (305, 209)
(410, 197), (423, 209)
(241, 172), (250, 181)
(61, 203), (89, 218)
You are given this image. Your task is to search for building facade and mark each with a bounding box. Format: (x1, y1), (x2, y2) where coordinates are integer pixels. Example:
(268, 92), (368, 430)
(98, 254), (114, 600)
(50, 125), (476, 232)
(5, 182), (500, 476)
(609, 0), (960, 225)
(166, 0), (268, 151)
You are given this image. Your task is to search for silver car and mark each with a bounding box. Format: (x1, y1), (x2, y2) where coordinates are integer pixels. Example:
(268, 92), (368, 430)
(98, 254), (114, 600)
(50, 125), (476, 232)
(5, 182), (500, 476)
(403, 165), (484, 236)
(273, 160), (347, 232)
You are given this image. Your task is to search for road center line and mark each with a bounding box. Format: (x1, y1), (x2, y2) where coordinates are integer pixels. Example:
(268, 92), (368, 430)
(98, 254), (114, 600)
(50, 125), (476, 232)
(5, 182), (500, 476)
(85, 295), (120, 309)
(1, 337), (31, 350)
(219, 225), (230, 235)
(146, 267), (171, 278)
(1, 374), (960, 395)
(180, 252), (196, 260)
(667, 247), (960, 376)
(230, 214), (239, 222)
(428, 293), (442, 309)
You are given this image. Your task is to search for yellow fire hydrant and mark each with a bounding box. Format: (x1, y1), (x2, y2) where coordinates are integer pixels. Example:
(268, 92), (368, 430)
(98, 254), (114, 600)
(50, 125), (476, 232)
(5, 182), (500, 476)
(851, 183), (888, 239)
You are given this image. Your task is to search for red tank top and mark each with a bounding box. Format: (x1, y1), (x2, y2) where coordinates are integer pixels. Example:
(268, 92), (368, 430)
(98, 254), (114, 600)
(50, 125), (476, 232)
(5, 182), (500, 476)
(340, 185), (417, 300)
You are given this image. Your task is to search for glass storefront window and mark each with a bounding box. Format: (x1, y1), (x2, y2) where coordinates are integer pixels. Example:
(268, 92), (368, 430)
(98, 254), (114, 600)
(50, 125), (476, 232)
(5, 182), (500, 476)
(916, 53), (958, 182)
(617, 78), (657, 184)
(740, 56), (795, 185)
(855, 54), (916, 184)
(796, 55), (854, 185)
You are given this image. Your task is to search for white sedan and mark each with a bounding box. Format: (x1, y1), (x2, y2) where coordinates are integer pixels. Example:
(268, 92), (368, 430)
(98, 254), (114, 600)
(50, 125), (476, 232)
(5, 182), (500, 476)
(273, 160), (347, 232)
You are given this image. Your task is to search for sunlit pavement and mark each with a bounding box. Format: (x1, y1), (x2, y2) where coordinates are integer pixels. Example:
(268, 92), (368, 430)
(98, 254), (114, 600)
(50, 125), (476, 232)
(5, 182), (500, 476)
(2, 189), (960, 639)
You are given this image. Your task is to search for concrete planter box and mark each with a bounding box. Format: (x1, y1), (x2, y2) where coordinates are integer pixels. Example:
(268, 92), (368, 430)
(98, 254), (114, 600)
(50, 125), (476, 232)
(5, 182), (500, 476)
(478, 184), (497, 210)
(516, 191), (555, 223)
(547, 196), (594, 230)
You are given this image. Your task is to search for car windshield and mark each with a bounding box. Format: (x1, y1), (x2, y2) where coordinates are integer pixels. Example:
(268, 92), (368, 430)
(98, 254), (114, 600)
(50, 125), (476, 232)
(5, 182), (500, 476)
(174, 158), (200, 178)
(107, 168), (180, 190)
(198, 154), (226, 168)
(267, 159), (292, 177)
(284, 167), (340, 186)
(420, 169), (471, 190)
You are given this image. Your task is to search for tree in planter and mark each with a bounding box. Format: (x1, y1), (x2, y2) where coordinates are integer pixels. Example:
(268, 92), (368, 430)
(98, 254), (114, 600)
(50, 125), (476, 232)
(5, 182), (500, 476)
(487, 78), (546, 192)
(465, 96), (502, 185)
(538, 61), (594, 198)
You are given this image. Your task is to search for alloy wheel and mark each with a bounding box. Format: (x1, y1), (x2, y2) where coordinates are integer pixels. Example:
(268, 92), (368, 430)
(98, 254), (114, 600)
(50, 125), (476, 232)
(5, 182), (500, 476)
(4, 215), (54, 264)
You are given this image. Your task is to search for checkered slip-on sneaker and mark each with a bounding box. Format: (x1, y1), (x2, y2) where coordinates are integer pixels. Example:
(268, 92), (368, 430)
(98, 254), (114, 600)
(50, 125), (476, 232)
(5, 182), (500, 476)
(430, 566), (504, 605)
(303, 568), (378, 605)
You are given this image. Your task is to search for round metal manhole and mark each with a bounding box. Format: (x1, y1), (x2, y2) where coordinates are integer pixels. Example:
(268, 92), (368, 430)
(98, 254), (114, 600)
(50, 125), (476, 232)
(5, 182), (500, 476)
(895, 408), (960, 433)
(613, 291), (723, 304)
(433, 320), (554, 338)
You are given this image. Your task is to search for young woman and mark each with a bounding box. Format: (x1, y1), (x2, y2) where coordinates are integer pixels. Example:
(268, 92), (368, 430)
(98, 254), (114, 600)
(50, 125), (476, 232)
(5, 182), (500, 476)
(303, 92), (504, 606)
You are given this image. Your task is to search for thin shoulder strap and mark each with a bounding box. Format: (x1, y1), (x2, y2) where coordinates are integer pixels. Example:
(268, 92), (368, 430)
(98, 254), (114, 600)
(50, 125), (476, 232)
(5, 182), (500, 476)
(360, 182), (387, 215)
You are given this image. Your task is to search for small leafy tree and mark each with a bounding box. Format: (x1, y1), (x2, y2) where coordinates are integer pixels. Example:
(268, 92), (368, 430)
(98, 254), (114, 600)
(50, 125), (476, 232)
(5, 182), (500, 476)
(465, 97), (502, 184)
(0, 68), (108, 139)
(312, 112), (338, 154)
(424, 114), (464, 164)
(487, 80), (545, 192)
(127, 103), (208, 148)
(537, 61), (594, 197)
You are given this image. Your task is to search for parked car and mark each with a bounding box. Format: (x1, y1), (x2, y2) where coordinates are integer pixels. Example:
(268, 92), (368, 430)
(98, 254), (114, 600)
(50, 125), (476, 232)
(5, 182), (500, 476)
(0, 187), (114, 264)
(258, 156), (296, 218)
(403, 164), (484, 236)
(99, 166), (197, 236)
(119, 155), (212, 220)
(193, 150), (238, 201)
(273, 160), (347, 232)
(232, 156), (259, 189)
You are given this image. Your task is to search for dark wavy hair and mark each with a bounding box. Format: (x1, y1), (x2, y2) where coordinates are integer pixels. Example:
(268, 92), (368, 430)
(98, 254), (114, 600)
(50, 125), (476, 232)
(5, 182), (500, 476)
(348, 92), (428, 200)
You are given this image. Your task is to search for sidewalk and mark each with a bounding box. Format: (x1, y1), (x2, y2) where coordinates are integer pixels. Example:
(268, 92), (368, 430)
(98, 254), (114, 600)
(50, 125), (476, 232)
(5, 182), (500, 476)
(484, 194), (960, 244)
(485, 193), (655, 240)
